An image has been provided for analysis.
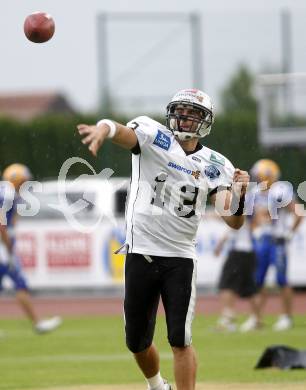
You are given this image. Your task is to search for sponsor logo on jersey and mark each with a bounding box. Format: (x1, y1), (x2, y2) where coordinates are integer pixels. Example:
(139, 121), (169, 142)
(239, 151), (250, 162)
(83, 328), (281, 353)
(192, 155), (202, 163)
(210, 152), (225, 166)
(204, 165), (221, 180)
(168, 161), (200, 179)
(153, 130), (171, 151)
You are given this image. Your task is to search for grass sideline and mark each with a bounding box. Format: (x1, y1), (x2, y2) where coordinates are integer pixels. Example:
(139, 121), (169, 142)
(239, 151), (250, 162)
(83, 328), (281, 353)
(20, 384), (306, 390)
(0, 314), (306, 390)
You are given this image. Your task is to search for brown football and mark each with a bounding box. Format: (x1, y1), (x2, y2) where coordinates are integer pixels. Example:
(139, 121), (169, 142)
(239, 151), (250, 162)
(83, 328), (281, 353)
(24, 12), (55, 43)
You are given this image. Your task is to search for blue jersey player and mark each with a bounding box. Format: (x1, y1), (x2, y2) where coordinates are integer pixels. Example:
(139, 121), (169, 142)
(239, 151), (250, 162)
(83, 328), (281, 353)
(242, 159), (303, 332)
(0, 163), (62, 334)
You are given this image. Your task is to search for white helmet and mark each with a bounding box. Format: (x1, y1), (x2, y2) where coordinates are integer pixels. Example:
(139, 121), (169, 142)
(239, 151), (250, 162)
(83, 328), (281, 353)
(166, 88), (214, 141)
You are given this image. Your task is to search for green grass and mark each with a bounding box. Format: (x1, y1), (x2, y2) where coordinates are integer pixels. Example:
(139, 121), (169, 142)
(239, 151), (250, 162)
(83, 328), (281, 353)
(1, 314), (306, 389)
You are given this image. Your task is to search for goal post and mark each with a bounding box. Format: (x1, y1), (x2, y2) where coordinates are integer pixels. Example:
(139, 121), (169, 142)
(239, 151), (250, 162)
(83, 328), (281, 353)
(257, 72), (306, 147)
(96, 12), (204, 116)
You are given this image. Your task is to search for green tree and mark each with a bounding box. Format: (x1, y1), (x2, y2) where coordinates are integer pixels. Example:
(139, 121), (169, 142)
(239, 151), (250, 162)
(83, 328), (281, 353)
(221, 64), (257, 113)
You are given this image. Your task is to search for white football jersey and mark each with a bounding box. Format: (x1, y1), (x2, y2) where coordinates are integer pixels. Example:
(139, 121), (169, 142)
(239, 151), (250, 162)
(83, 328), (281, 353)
(228, 218), (253, 252)
(125, 116), (235, 258)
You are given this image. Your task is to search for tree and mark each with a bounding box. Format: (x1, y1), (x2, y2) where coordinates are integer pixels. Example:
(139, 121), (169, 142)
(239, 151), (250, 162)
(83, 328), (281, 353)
(221, 65), (257, 113)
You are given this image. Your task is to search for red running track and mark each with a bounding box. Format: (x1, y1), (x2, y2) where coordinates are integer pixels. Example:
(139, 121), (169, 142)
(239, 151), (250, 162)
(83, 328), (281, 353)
(0, 292), (305, 318)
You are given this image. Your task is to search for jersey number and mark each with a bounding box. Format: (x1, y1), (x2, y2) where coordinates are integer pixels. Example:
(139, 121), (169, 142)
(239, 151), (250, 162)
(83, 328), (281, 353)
(151, 173), (199, 218)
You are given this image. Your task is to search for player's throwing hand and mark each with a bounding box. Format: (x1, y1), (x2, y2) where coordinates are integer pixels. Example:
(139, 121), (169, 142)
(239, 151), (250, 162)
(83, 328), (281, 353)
(77, 123), (109, 157)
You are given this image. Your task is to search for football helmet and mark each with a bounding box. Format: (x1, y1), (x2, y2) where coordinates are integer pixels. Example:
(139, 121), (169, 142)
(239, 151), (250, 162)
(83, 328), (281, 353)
(250, 159), (280, 187)
(2, 163), (32, 189)
(166, 88), (214, 140)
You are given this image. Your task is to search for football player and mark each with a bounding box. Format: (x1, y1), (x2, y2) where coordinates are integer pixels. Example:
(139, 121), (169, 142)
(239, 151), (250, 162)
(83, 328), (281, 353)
(214, 214), (260, 333)
(78, 89), (249, 390)
(0, 163), (62, 334)
(240, 159), (303, 332)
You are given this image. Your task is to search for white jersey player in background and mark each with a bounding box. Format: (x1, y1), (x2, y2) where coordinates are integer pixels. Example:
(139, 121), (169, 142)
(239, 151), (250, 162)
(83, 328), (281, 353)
(78, 89), (249, 390)
(214, 216), (260, 333)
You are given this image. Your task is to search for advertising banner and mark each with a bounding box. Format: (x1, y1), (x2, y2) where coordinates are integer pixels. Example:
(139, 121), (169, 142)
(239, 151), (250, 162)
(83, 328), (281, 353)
(14, 218), (306, 289)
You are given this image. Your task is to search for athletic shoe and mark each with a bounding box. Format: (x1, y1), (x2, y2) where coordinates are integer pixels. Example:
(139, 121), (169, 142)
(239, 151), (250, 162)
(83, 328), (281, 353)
(35, 316), (62, 334)
(215, 316), (237, 332)
(239, 315), (261, 332)
(273, 315), (293, 331)
(147, 380), (172, 390)
(163, 380), (172, 390)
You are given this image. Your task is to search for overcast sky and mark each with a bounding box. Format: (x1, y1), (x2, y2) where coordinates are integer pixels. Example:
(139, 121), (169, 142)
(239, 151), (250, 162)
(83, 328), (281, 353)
(1, 0), (306, 115)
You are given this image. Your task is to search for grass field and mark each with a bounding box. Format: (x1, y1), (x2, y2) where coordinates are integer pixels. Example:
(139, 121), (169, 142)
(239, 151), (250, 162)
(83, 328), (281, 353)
(1, 314), (306, 390)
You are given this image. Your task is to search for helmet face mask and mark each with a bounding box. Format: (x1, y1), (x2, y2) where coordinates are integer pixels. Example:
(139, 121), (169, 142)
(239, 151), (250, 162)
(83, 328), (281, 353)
(166, 89), (214, 141)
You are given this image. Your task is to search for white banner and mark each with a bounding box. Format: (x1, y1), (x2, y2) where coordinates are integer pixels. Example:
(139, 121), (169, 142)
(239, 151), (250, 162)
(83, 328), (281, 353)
(12, 217), (306, 289)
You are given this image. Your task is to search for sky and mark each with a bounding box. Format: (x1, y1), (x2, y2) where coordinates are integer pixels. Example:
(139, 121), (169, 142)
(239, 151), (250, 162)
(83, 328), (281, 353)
(1, 0), (306, 115)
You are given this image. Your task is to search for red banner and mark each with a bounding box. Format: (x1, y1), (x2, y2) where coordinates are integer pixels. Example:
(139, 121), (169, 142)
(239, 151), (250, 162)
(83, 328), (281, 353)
(16, 233), (37, 268)
(46, 232), (91, 268)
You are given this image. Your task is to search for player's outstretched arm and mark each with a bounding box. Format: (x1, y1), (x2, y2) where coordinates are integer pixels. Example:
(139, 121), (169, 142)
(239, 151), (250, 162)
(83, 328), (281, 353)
(211, 168), (249, 229)
(77, 120), (138, 157)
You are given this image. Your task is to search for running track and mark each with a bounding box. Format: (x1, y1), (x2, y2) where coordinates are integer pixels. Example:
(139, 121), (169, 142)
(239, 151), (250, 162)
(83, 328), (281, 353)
(0, 292), (305, 318)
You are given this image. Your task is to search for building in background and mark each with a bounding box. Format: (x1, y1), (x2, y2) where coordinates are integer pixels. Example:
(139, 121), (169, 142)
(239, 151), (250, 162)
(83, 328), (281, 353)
(0, 92), (75, 121)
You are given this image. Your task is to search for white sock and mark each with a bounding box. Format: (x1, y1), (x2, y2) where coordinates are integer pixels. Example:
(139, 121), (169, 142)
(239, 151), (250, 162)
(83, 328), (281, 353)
(146, 372), (164, 389)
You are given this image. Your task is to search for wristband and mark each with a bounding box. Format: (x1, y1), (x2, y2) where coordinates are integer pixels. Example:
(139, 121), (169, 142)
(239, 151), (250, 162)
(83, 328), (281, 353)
(230, 193), (245, 216)
(96, 119), (117, 139)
